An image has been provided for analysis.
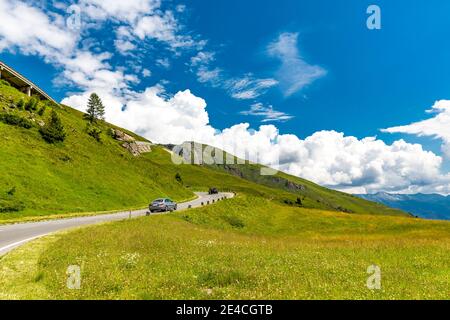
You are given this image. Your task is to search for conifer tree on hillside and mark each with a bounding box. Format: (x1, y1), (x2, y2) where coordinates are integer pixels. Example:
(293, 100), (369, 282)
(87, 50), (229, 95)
(84, 94), (97, 123)
(39, 109), (66, 143)
(84, 93), (105, 123)
(95, 96), (105, 120)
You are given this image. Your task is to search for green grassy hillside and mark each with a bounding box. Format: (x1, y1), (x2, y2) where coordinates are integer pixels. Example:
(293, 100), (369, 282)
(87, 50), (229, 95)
(0, 81), (193, 221)
(0, 80), (406, 221)
(204, 162), (404, 215)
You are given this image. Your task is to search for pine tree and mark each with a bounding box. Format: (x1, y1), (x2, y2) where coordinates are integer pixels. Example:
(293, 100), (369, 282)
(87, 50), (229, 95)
(95, 96), (105, 120)
(39, 109), (66, 143)
(84, 93), (98, 123)
(84, 93), (105, 123)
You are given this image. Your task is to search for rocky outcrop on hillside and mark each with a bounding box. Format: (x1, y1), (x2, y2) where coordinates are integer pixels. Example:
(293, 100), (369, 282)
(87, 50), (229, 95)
(111, 128), (152, 156)
(110, 128), (135, 142)
(285, 180), (306, 191)
(122, 141), (152, 156)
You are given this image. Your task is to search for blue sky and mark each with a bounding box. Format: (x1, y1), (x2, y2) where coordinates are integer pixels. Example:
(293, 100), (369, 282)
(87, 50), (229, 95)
(1, 0), (450, 194)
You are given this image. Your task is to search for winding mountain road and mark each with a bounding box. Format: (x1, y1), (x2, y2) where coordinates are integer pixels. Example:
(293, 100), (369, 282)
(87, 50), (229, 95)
(0, 192), (234, 256)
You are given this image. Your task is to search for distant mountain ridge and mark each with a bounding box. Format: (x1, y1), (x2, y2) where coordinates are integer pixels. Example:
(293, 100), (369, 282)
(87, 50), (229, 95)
(356, 192), (450, 220)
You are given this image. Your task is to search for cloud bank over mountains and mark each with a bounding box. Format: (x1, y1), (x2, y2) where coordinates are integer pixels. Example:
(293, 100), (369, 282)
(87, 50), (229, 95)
(63, 86), (450, 195)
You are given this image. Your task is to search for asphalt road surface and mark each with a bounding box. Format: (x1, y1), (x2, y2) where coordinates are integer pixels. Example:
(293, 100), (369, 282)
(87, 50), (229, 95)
(0, 192), (234, 256)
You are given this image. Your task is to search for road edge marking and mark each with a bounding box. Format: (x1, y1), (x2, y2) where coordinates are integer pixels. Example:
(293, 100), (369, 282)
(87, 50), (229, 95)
(0, 236), (43, 255)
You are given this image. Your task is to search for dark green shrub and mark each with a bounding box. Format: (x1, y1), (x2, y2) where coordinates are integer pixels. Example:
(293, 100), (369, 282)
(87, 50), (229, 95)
(0, 113), (33, 128)
(48, 101), (60, 108)
(37, 105), (46, 116)
(0, 187), (24, 213)
(59, 155), (71, 162)
(16, 99), (25, 110)
(223, 215), (245, 229)
(175, 172), (183, 183)
(86, 124), (102, 142)
(0, 199), (25, 213)
(198, 269), (246, 287)
(88, 128), (102, 142)
(181, 214), (193, 222)
(33, 99), (40, 111)
(39, 110), (66, 143)
(107, 128), (115, 138)
(24, 98), (32, 111)
(7, 187), (16, 196)
(336, 206), (354, 213)
(25, 97), (39, 111)
(0, 79), (11, 86)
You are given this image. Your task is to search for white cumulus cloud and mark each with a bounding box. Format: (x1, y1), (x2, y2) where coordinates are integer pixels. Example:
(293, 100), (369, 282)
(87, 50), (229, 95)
(0, 0), (76, 57)
(273, 131), (448, 194)
(382, 100), (450, 159)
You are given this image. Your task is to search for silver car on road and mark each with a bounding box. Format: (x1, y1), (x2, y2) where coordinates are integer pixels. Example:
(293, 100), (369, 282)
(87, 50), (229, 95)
(149, 198), (177, 213)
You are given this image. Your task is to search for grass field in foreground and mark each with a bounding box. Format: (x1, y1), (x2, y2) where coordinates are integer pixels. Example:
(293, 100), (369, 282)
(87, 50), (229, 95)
(1, 195), (448, 300)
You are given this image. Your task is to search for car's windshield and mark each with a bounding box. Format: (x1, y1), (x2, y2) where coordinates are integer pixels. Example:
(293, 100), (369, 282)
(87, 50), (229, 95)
(153, 199), (164, 203)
